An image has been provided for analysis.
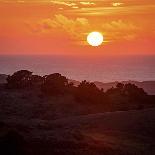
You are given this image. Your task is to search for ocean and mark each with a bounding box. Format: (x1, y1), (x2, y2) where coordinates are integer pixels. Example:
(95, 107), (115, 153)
(0, 55), (154, 82)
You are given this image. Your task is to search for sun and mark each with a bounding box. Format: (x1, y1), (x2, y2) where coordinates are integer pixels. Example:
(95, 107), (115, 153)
(87, 32), (104, 46)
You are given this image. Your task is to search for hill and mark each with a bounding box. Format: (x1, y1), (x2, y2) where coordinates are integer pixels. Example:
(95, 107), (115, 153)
(1, 106), (155, 155)
(0, 71), (155, 155)
(0, 74), (7, 84)
(0, 84), (155, 155)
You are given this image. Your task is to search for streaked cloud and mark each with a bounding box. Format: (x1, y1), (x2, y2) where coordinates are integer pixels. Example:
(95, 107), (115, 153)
(112, 2), (123, 7)
(67, 4), (155, 16)
(79, 2), (95, 6)
(50, 1), (76, 7)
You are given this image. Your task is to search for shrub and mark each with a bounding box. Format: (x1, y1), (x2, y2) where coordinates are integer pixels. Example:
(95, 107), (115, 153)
(6, 70), (32, 88)
(31, 75), (43, 87)
(41, 73), (69, 95)
(123, 83), (147, 101)
(74, 80), (104, 104)
(106, 83), (148, 103)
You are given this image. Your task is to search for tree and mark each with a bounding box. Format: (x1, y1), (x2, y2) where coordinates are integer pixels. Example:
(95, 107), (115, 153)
(75, 80), (104, 104)
(6, 70), (33, 88)
(31, 75), (43, 86)
(41, 73), (69, 95)
(116, 83), (124, 90)
(123, 83), (147, 101)
(106, 83), (148, 103)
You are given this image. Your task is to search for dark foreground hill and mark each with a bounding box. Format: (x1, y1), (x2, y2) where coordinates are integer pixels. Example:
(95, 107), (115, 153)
(0, 70), (155, 155)
(1, 107), (155, 155)
(0, 86), (155, 155)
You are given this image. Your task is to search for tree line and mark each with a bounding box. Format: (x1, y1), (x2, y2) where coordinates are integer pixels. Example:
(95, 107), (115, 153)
(6, 70), (153, 106)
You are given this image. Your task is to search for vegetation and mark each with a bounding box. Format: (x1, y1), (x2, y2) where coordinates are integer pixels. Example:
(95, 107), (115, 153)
(1, 70), (155, 155)
(74, 80), (105, 104)
(6, 70), (33, 88)
(41, 73), (69, 95)
(5, 70), (154, 110)
(106, 83), (147, 101)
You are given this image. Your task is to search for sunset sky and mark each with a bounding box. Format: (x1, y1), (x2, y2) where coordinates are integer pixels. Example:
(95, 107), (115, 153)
(0, 0), (155, 55)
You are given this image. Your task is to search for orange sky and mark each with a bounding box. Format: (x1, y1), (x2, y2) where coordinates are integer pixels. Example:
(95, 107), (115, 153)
(0, 0), (155, 55)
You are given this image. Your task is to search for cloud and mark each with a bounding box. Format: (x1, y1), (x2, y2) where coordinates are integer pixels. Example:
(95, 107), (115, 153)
(112, 2), (123, 7)
(50, 1), (77, 7)
(29, 14), (90, 40)
(102, 20), (138, 32)
(102, 20), (140, 41)
(27, 16), (141, 43)
(79, 2), (95, 6)
(68, 3), (155, 17)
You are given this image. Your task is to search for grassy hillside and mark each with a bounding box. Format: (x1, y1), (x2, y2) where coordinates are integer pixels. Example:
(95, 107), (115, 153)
(0, 71), (155, 155)
(0, 86), (155, 155)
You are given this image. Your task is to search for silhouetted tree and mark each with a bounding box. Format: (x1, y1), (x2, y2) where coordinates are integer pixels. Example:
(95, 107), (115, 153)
(75, 80), (104, 104)
(31, 75), (43, 87)
(106, 83), (148, 105)
(41, 73), (69, 95)
(116, 83), (124, 90)
(106, 86), (118, 95)
(123, 83), (147, 101)
(6, 70), (32, 88)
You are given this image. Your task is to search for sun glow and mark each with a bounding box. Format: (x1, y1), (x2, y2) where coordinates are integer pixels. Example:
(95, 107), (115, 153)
(87, 32), (104, 46)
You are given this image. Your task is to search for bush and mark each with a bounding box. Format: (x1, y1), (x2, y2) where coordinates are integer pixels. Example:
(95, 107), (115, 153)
(106, 83), (148, 103)
(41, 73), (69, 95)
(6, 70), (33, 89)
(74, 80), (105, 104)
(31, 75), (43, 87)
(123, 83), (147, 101)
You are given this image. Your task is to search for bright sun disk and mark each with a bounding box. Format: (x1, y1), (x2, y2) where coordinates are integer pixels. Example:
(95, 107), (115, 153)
(87, 32), (103, 46)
